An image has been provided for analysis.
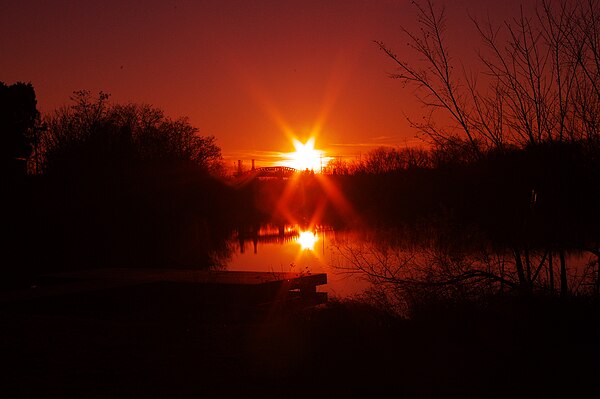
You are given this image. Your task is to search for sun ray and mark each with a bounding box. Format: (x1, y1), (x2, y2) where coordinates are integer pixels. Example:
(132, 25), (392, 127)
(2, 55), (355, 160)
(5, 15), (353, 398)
(315, 173), (360, 225)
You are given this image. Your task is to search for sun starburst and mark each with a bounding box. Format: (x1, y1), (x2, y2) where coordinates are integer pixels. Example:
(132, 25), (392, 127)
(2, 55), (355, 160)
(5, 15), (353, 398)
(283, 137), (328, 172)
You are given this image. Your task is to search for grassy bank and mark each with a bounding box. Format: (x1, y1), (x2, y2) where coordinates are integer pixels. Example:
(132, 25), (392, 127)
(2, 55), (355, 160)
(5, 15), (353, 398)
(2, 285), (598, 398)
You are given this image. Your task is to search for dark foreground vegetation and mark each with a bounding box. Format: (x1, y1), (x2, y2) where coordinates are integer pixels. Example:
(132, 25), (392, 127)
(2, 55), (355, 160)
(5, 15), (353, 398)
(2, 290), (598, 398)
(3, 0), (600, 396)
(2, 81), (599, 398)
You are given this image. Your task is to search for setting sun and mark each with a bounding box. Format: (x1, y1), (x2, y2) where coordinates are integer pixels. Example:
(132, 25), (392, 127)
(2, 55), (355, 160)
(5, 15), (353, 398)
(297, 230), (318, 250)
(283, 137), (327, 172)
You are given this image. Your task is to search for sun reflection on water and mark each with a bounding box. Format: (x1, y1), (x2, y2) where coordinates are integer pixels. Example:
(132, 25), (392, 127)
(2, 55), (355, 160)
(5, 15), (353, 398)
(297, 231), (318, 250)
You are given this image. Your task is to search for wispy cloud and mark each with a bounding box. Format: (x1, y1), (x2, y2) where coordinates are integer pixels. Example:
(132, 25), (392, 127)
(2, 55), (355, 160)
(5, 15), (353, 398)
(224, 134), (431, 170)
(225, 137), (428, 166)
(326, 138), (425, 154)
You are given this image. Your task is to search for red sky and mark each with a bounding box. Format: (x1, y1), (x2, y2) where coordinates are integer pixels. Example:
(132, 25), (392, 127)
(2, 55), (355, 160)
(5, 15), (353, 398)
(1, 0), (530, 167)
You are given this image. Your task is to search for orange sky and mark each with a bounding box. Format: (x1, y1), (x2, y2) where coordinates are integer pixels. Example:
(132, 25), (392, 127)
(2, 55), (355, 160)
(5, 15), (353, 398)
(1, 0), (530, 168)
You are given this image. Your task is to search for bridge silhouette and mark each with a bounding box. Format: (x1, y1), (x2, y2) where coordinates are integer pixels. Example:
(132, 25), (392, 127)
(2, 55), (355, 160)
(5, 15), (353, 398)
(249, 166), (298, 178)
(232, 165), (301, 185)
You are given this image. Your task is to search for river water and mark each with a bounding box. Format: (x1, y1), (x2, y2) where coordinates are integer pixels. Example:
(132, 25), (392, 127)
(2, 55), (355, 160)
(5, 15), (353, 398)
(225, 224), (371, 298)
(224, 223), (598, 301)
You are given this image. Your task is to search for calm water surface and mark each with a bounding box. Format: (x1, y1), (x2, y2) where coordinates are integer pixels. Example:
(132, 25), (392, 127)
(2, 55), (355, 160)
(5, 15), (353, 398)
(225, 223), (599, 301)
(226, 224), (371, 298)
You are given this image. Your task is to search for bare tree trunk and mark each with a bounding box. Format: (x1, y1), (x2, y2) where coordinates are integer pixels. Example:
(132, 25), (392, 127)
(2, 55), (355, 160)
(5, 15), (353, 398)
(514, 248), (529, 292)
(559, 250), (568, 297)
(548, 251), (555, 294)
(524, 248), (532, 284)
(596, 252), (600, 298)
(500, 257), (505, 293)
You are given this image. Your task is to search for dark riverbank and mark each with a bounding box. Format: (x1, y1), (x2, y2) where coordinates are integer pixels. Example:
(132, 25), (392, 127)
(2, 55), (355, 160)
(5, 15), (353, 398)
(3, 88), (600, 398)
(2, 280), (599, 398)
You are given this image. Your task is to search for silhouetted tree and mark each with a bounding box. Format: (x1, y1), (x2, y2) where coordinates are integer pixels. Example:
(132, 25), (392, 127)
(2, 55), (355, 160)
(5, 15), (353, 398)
(322, 156), (364, 175)
(26, 90), (233, 270)
(0, 81), (39, 178)
(377, 0), (600, 150)
(40, 90), (223, 177)
(354, 146), (432, 174)
(376, 0), (600, 296)
(376, 1), (483, 156)
(1, 82), (40, 283)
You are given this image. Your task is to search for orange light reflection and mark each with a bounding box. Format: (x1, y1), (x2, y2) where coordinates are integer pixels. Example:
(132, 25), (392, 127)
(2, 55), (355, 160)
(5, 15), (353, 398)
(297, 230), (318, 251)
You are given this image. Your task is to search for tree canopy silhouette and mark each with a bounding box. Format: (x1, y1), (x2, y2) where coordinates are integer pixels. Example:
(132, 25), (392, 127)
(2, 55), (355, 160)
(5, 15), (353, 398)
(0, 81), (39, 177)
(14, 90), (234, 271)
(334, 0), (600, 301)
(39, 90), (223, 178)
(377, 0), (600, 155)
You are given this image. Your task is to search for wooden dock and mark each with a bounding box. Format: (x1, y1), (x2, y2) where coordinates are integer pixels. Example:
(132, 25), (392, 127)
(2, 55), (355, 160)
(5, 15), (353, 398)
(0, 269), (328, 319)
